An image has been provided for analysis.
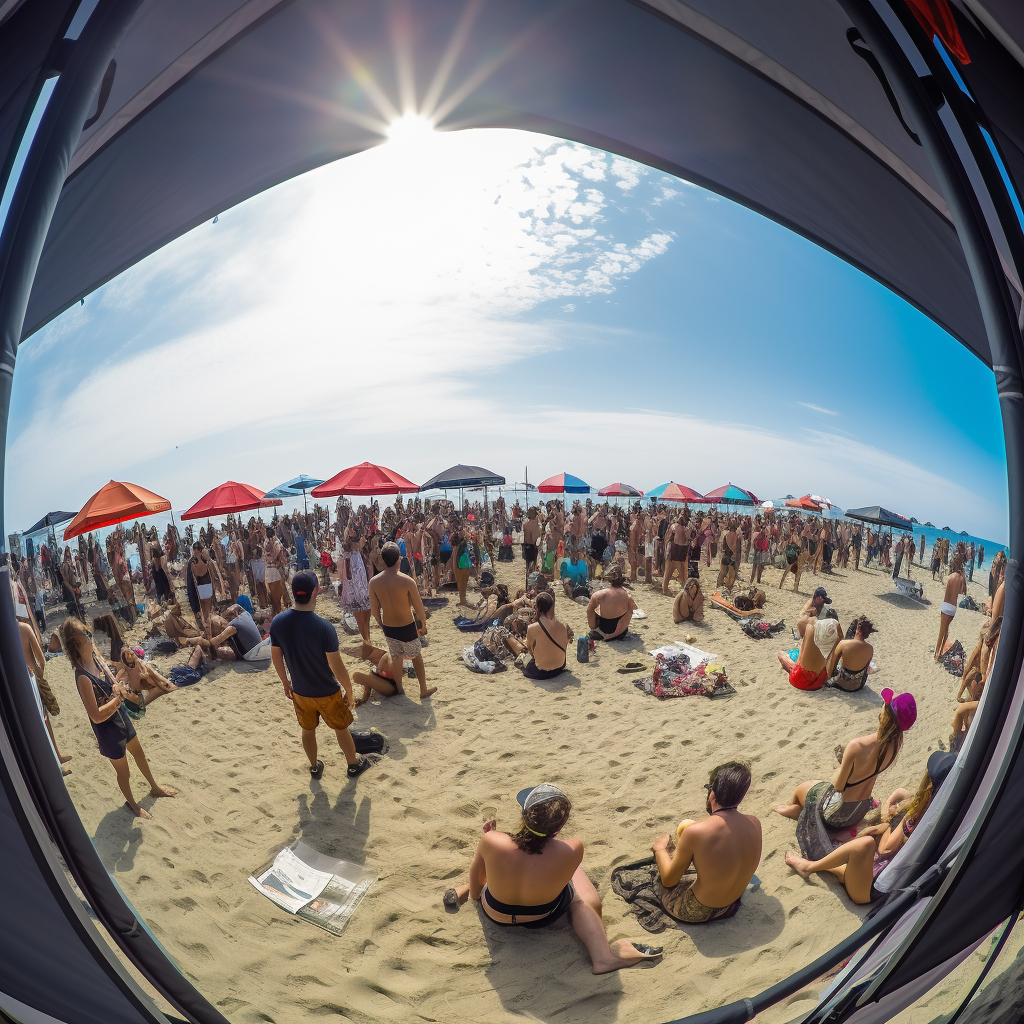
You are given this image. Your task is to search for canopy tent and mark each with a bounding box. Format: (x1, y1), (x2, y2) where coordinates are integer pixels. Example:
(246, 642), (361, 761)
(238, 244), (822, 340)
(703, 483), (758, 505)
(537, 473), (590, 494)
(181, 481), (273, 521)
(23, 510), (76, 535)
(846, 505), (915, 531)
(598, 482), (643, 497)
(648, 481), (704, 503)
(311, 462), (419, 497)
(2, 3), (1024, 1024)
(63, 481), (172, 539)
(419, 465), (506, 491)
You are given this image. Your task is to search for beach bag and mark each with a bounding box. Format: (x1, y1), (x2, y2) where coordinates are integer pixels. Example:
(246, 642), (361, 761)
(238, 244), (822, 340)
(479, 568), (495, 588)
(36, 677), (60, 716)
(940, 640), (966, 677)
(473, 638), (506, 670)
(350, 726), (389, 756)
(169, 665), (203, 687)
(576, 636), (590, 663)
(122, 691), (146, 720)
(462, 645), (497, 673)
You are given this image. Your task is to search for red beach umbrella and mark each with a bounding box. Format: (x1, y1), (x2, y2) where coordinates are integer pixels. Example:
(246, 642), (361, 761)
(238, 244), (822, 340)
(598, 482), (644, 497)
(64, 480), (172, 539)
(181, 481), (272, 520)
(648, 481), (704, 503)
(311, 462), (419, 497)
(786, 495), (822, 511)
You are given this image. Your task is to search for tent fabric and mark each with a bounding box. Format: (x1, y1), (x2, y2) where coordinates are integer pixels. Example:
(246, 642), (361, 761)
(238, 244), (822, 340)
(63, 480), (171, 538)
(23, 510), (76, 534)
(310, 462), (418, 497)
(419, 464), (506, 491)
(845, 504), (915, 530)
(181, 480), (268, 520)
(14, 0), (990, 366)
(537, 473), (590, 493)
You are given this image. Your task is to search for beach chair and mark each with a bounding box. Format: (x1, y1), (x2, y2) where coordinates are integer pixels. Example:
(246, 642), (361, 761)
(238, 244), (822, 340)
(708, 591), (760, 619)
(893, 576), (925, 602)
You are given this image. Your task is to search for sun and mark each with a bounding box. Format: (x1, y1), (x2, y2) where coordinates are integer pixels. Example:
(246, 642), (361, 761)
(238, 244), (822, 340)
(386, 112), (436, 147)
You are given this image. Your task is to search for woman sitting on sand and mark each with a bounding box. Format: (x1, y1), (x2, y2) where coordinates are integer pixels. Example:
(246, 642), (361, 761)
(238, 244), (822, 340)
(827, 616), (874, 693)
(511, 591), (571, 680)
(778, 616), (842, 690)
(672, 577), (704, 624)
(116, 648), (178, 704)
(785, 752), (953, 904)
(61, 617), (177, 819)
(353, 648), (402, 705)
(774, 689), (916, 860)
(445, 785), (663, 974)
(586, 565), (635, 641)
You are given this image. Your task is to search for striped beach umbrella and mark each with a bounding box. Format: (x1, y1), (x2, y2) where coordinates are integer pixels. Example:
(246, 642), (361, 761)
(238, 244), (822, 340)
(537, 472), (591, 494)
(598, 482), (643, 497)
(647, 481), (704, 503)
(704, 482), (758, 505)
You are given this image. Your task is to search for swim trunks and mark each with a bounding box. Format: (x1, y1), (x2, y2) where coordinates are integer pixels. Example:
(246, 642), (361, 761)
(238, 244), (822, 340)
(656, 875), (741, 924)
(522, 543), (538, 563)
(383, 620), (422, 659)
(789, 662), (827, 690)
(196, 582), (214, 601)
(669, 543), (687, 563)
(265, 567), (282, 584)
(292, 689), (353, 731)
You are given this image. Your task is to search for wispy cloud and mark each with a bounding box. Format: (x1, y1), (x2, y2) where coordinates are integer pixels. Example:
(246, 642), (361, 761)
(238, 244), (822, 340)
(799, 402), (838, 416)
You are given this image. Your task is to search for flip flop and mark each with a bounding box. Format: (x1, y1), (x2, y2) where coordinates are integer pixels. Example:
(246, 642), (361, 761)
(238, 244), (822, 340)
(617, 662), (646, 674)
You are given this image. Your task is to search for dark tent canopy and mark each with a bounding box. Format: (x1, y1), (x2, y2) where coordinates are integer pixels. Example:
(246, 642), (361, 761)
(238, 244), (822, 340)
(24, 510), (76, 534)
(419, 465), (506, 491)
(845, 505), (915, 531)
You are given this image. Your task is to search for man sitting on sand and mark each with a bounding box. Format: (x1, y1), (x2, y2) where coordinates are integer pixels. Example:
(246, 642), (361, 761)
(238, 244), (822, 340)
(368, 542), (437, 700)
(270, 571), (372, 780)
(586, 565), (635, 641)
(447, 784), (664, 973)
(650, 762), (762, 922)
(778, 616), (842, 690)
(673, 577), (704, 624)
(206, 604), (272, 662)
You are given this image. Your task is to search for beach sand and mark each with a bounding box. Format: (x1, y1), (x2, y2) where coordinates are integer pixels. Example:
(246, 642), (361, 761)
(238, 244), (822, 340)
(43, 553), (991, 1024)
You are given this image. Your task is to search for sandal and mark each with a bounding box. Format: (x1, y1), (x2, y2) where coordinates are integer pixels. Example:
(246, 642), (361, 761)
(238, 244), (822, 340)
(617, 662), (646, 674)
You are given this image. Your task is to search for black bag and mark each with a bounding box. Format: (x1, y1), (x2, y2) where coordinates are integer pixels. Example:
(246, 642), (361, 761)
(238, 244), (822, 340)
(350, 726), (389, 755)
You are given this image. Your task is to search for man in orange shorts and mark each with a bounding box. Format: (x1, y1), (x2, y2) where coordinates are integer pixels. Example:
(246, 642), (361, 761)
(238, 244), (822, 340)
(270, 571), (372, 780)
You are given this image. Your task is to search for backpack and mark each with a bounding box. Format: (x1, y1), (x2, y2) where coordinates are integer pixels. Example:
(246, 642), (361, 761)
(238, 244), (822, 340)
(350, 726), (389, 755)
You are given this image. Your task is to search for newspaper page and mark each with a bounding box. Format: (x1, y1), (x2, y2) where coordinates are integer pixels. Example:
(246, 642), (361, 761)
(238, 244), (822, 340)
(249, 842), (375, 934)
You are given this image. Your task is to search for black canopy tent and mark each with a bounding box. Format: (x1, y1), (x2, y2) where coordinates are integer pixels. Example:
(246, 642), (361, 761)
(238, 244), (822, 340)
(0, 3), (1022, 1024)
(845, 505), (916, 531)
(418, 465), (506, 491)
(24, 510), (76, 535)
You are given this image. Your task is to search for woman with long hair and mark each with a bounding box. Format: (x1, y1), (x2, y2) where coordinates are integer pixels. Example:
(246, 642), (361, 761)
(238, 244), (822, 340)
(340, 535), (372, 658)
(773, 688), (917, 860)
(60, 617), (176, 818)
(150, 543), (173, 603)
(189, 540), (216, 633)
(450, 517), (472, 607)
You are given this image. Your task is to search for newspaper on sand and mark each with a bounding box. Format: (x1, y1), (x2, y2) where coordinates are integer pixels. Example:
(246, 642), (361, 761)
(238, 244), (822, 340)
(249, 841), (374, 936)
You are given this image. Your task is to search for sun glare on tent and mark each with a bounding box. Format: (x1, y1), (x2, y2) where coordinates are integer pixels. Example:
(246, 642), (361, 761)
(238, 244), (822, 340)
(386, 112), (435, 146)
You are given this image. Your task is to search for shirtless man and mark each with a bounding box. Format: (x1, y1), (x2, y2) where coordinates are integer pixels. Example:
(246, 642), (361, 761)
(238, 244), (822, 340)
(629, 510), (646, 583)
(161, 599), (234, 659)
(935, 555), (967, 661)
(650, 763), (761, 923)
(522, 508), (541, 576)
(778, 527), (805, 591)
(368, 542), (436, 699)
(673, 577), (704, 623)
(586, 565), (635, 641)
(405, 516), (426, 594)
(570, 504), (587, 553)
(450, 784), (663, 973)
(663, 515), (689, 595)
(426, 505), (446, 592)
(716, 520), (741, 590)
(20, 619), (72, 770)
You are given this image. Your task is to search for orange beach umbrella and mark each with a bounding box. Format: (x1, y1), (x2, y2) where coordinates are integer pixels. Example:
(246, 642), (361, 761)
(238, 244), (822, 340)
(63, 480), (172, 539)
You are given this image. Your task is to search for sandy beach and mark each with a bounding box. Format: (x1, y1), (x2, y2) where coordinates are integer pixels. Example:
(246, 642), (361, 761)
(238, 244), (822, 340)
(43, 553), (991, 1024)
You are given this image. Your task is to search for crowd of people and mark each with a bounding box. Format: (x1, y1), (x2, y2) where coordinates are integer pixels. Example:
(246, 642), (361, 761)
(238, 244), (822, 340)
(6, 489), (1005, 976)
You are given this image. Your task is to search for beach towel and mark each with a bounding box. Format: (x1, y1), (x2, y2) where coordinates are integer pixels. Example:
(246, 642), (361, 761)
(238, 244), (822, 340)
(708, 592), (759, 619)
(423, 596), (450, 610)
(634, 651), (733, 700)
(959, 594), (980, 611)
(940, 639), (966, 677)
(741, 618), (786, 640)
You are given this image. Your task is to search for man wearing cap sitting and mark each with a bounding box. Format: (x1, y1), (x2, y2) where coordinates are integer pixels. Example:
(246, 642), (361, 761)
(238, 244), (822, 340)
(269, 571), (372, 780)
(649, 762), (762, 922)
(447, 784), (663, 973)
(795, 587), (831, 634)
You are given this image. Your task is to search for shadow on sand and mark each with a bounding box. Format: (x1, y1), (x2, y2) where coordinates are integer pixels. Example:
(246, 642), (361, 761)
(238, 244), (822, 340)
(91, 804), (146, 872)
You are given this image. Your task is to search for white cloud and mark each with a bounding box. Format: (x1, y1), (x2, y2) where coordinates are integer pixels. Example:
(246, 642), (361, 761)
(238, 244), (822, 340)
(799, 402), (839, 416)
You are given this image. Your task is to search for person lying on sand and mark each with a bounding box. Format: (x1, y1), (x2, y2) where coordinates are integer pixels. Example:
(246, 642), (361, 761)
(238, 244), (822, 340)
(650, 762), (761, 923)
(785, 753), (952, 904)
(773, 689), (916, 858)
(445, 784), (663, 974)
(827, 616), (874, 693)
(586, 565), (635, 641)
(778, 616), (841, 691)
(672, 577), (704, 624)
(206, 605), (272, 662)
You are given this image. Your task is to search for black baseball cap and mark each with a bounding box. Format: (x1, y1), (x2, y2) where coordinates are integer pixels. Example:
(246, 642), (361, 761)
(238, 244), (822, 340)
(813, 587), (832, 604)
(927, 750), (957, 791)
(291, 571), (318, 603)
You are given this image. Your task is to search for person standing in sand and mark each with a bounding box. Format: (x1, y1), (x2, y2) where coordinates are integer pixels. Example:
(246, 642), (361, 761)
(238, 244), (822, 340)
(522, 507), (541, 577)
(446, 785), (664, 973)
(935, 555), (967, 661)
(270, 571), (372, 780)
(662, 514), (689, 595)
(648, 762), (761, 923)
(368, 543), (436, 700)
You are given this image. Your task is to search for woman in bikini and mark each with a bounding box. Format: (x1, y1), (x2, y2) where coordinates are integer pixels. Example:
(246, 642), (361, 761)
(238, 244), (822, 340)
(585, 565), (635, 641)
(189, 541), (216, 633)
(149, 543), (173, 604)
(61, 617), (176, 819)
(450, 519), (473, 607)
(516, 591), (570, 680)
(828, 616), (875, 692)
(773, 689), (916, 860)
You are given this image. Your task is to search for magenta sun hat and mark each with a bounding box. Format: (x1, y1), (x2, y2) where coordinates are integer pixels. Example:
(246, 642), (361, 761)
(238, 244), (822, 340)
(881, 688), (917, 731)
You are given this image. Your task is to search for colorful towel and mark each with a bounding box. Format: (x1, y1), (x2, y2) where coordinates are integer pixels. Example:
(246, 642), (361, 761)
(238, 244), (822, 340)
(634, 651), (734, 700)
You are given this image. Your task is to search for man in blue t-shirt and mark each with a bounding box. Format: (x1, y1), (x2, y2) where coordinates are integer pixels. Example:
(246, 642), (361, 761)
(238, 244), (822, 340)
(270, 571), (372, 780)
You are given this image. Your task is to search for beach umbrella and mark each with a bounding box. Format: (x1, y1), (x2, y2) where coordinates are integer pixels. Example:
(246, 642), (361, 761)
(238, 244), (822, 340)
(265, 474), (326, 518)
(647, 481), (704, 503)
(311, 462), (419, 497)
(598, 482), (643, 497)
(704, 483), (758, 505)
(419, 464), (505, 490)
(537, 472), (590, 493)
(64, 480), (171, 539)
(785, 495), (822, 512)
(181, 481), (273, 520)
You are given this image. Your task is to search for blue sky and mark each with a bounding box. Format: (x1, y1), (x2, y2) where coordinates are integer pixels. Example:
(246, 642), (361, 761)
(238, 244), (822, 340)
(6, 126), (1009, 542)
